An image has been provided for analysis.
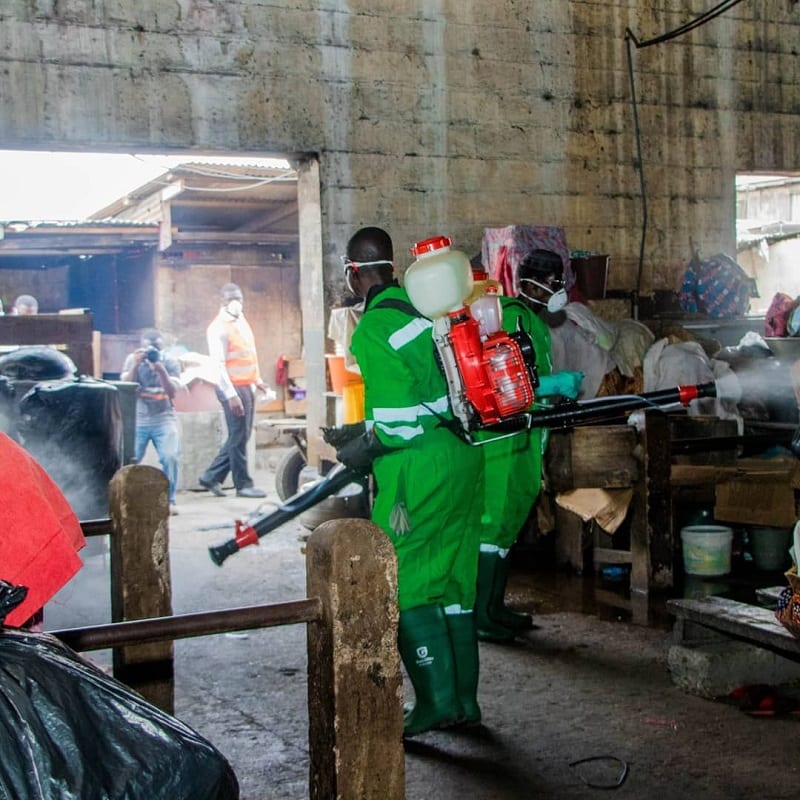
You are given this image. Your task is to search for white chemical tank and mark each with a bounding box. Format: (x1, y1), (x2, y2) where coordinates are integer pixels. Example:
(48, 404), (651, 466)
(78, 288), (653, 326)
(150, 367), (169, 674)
(405, 236), (473, 319)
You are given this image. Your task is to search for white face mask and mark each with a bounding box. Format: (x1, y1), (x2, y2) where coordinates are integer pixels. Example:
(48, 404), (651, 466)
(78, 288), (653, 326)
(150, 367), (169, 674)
(225, 299), (243, 317)
(519, 278), (568, 313)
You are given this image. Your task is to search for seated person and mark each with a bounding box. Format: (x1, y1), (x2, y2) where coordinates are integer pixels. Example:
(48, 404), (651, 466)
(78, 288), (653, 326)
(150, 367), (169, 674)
(517, 249), (653, 399)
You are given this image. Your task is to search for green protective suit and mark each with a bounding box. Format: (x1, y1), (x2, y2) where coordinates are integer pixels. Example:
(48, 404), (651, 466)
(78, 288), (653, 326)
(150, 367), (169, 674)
(479, 296), (552, 550)
(350, 284), (484, 612)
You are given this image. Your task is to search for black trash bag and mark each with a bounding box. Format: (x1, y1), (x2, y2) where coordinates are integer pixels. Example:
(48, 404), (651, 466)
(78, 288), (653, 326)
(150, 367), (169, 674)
(17, 377), (123, 520)
(0, 345), (77, 380)
(0, 375), (15, 437)
(0, 628), (239, 800)
(0, 579), (28, 624)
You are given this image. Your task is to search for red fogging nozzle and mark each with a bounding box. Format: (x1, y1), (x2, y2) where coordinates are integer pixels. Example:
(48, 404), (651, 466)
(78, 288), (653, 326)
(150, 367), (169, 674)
(234, 520), (259, 549)
(677, 385), (699, 406)
(677, 382), (717, 406)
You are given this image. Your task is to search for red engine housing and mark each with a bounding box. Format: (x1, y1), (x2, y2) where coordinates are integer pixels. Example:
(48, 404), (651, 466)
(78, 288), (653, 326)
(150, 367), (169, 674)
(448, 310), (534, 425)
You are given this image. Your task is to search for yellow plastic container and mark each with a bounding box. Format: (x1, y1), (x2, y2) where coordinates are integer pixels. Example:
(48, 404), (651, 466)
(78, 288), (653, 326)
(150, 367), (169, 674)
(342, 381), (365, 423)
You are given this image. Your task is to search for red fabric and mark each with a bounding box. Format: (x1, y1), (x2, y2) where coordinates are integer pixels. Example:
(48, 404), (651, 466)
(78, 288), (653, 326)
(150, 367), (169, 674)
(481, 225), (572, 297)
(765, 292), (796, 338)
(275, 354), (289, 387)
(0, 432), (84, 627)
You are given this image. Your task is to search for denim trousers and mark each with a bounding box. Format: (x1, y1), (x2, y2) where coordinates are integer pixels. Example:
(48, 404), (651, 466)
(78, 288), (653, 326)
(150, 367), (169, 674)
(134, 418), (180, 505)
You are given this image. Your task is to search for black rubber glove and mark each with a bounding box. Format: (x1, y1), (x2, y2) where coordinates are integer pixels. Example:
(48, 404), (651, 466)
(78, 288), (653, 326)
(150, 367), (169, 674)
(0, 580), (28, 625)
(335, 429), (390, 471)
(321, 421), (366, 449)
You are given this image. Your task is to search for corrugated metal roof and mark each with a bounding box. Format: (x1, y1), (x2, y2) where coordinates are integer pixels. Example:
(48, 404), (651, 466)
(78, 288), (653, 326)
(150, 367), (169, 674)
(0, 219), (156, 229)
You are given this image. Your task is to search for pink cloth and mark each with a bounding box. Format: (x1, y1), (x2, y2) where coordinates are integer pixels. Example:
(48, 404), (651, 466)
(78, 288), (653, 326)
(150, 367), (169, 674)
(765, 292), (796, 338)
(0, 432), (85, 627)
(481, 225), (572, 297)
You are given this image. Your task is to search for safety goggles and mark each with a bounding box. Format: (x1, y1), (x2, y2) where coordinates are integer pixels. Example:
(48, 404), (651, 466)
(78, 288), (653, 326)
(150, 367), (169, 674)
(340, 256), (393, 272)
(519, 276), (564, 293)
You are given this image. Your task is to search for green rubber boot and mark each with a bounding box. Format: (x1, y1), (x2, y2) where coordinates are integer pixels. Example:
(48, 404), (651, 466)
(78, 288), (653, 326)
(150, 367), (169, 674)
(476, 551), (516, 642)
(398, 605), (461, 737)
(445, 610), (481, 725)
(491, 552), (534, 632)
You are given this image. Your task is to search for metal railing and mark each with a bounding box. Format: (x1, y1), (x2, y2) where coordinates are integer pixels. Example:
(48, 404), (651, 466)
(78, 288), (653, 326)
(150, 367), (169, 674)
(50, 464), (404, 800)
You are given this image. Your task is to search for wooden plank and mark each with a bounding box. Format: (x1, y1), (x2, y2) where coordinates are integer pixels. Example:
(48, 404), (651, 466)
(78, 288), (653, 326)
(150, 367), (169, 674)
(0, 313), (95, 376)
(667, 597), (800, 655)
(546, 425), (638, 491)
(669, 416), (738, 465)
(670, 463), (795, 486)
(593, 547), (632, 565)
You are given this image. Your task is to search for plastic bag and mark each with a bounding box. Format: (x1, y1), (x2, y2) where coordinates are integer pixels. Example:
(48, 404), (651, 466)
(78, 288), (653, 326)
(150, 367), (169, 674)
(0, 627), (239, 799)
(678, 253), (757, 318)
(775, 523), (800, 638)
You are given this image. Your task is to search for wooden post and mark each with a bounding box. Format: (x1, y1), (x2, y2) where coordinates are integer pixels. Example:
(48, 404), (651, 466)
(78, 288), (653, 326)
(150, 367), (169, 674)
(554, 506), (588, 573)
(108, 465), (174, 712)
(633, 412), (673, 592)
(305, 518), (404, 800)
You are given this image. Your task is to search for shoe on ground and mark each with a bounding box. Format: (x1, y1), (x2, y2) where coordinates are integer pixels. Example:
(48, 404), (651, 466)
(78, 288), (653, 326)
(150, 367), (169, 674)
(237, 486), (266, 498)
(198, 477), (226, 497)
(477, 618), (517, 644)
(170, 504), (179, 516)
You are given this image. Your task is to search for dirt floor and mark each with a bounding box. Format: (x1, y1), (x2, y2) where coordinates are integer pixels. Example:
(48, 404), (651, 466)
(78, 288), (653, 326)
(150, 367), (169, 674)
(45, 447), (800, 800)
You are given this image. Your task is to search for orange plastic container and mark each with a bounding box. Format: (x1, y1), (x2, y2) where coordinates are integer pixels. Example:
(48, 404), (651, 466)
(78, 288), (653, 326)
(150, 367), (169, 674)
(326, 354), (362, 394)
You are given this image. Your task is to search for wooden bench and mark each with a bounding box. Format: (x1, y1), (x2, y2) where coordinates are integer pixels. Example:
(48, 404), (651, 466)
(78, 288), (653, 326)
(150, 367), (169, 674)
(667, 596), (800, 663)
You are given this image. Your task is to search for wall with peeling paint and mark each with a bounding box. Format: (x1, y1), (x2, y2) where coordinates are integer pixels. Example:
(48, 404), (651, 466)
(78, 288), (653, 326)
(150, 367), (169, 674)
(0, 1), (797, 298)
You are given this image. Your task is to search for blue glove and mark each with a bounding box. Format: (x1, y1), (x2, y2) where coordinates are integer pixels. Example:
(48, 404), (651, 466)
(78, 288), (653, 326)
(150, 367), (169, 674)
(537, 371), (584, 400)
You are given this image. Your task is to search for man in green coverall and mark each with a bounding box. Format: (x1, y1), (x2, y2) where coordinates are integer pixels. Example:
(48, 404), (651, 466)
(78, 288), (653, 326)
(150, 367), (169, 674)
(339, 226), (485, 737)
(474, 253), (583, 642)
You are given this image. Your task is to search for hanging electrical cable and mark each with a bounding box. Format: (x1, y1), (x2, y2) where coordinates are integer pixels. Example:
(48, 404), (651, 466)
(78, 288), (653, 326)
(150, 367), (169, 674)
(627, 0), (747, 48)
(624, 0), (749, 319)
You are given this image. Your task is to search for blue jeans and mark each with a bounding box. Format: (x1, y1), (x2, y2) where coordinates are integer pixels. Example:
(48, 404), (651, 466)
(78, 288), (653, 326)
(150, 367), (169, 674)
(134, 418), (180, 505)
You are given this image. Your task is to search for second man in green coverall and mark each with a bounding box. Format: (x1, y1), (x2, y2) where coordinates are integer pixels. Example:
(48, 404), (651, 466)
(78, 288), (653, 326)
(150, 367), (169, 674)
(474, 257), (583, 642)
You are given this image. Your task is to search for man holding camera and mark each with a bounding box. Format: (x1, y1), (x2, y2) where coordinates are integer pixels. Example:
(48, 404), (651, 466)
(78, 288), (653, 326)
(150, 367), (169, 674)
(121, 329), (182, 514)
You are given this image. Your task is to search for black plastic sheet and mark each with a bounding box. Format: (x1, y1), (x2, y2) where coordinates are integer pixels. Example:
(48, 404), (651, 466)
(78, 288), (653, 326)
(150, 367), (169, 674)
(0, 346), (76, 381)
(17, 378), (123, 519)
(0, 628), (239, 799)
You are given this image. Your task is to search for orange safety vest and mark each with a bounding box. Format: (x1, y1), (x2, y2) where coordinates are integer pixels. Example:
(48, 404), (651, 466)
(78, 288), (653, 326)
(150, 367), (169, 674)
(225, 318), (260, 386)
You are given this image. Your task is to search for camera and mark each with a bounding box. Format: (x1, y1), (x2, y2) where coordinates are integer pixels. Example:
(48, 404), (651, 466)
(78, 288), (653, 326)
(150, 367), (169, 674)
(144, 346), (161, 363)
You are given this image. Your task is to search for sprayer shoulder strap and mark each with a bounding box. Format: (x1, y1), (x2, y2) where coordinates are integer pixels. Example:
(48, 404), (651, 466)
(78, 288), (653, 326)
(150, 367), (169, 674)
(369, 297), (423, 317)
(368, 295), (466, 441)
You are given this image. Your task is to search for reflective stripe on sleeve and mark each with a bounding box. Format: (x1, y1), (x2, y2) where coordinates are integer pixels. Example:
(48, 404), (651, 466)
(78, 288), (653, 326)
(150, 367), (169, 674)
(388, 317), (433, 350)
(374, 421), (424, 441)
(373, 393), (449, 424)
